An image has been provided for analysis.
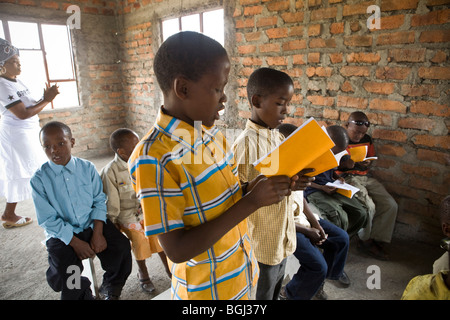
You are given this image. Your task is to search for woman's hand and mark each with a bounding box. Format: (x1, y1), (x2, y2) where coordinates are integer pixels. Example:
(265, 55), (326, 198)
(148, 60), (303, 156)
(43, 83), (59, 102)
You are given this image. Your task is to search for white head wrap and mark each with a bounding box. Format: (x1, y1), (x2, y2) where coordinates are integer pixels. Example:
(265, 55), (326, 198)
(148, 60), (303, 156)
(0, 38), (19, 67)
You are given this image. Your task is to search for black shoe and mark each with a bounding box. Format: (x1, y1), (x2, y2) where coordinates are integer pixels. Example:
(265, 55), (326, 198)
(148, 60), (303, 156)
(312, 282), (328, 300)
(329, 271), (351, 288)
(99, 284), (120, 300)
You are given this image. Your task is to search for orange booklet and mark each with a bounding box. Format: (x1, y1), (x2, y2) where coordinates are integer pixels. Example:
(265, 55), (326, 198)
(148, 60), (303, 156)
(253, 117), (344, 177)
(326, 181), (360, 198)
(348, 145), (378, 162)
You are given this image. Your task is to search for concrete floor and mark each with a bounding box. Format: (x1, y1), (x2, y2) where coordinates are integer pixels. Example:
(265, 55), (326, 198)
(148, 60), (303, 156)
(0, 154), (444, 300)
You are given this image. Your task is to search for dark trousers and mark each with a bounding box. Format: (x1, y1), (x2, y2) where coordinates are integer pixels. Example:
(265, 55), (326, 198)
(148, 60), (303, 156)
(285, 219), (349, 300)
(256, 258), (287, 300)
(45, 219), (132, 300)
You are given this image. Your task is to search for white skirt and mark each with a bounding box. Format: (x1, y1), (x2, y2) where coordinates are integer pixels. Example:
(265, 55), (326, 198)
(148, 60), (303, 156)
(0, 117), (47, 202)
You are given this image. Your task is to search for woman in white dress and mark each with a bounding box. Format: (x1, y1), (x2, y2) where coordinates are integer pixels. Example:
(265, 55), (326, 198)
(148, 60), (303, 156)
(0, 38), (59, 228)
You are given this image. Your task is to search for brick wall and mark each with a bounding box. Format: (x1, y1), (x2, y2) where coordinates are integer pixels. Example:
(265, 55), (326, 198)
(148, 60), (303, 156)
(232, 0), (449, 242)
(2, 0), (449, 243)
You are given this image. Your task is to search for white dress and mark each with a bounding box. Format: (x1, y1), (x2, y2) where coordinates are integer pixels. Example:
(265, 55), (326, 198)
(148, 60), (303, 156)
(0, 77), (47, 202)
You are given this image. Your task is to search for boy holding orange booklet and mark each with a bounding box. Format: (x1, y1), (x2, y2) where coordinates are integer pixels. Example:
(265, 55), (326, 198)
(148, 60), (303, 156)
(337, 111), (398, 260)
(304, 125), (368, 238)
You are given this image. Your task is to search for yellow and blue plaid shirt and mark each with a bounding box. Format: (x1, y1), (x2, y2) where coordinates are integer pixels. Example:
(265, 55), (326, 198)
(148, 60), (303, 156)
(129, 108), (258, 300)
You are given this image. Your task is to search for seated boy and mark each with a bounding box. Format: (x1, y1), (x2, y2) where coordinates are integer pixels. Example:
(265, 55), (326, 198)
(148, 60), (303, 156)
(304, 125), (368, 238)
(338, 111), (398, 260)
(278, 123), (350, 300)
(31, 121), (132, 300)
(128, 32), (294, 300)
(232, 68), (315, 300)
(100, 128), (171, 293)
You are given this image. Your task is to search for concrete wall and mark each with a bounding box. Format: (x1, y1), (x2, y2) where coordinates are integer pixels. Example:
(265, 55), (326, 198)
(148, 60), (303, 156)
(1, 0), (449, 244)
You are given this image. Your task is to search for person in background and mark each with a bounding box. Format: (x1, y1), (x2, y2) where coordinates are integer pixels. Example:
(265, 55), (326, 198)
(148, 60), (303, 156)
(0, 38), (59, 228)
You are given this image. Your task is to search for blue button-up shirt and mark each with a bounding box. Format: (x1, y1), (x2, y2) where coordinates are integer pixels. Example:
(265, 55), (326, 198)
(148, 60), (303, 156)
(31, 156), (107, 245)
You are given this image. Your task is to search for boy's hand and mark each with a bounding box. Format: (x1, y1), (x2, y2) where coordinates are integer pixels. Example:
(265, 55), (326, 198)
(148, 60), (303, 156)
(246, 175), (291, 208)
(70, 236), (96, 260)
(90, 220), (107, 254)
(291, 168), (315, 191)
(321, 185), (337, 195)
(340, 158), (355, 169)
(305, 227), (327, 245)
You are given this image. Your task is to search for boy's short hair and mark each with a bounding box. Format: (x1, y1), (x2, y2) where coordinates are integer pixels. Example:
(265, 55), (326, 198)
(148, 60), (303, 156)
(247, 68), (294, 106)
(277, 123), (297, 138)
(110, 128), (136, 153)
(348, 111), (369, 123)
(153, 31), (228, 94)
(40, 121), (72, 140)
(326, 125), (349, 151)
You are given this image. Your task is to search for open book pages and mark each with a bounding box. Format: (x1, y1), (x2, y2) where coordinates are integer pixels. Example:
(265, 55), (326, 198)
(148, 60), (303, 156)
(253, 117), (337, 177)
(348, 145), (378, 162)
(325, 180), (360, 198)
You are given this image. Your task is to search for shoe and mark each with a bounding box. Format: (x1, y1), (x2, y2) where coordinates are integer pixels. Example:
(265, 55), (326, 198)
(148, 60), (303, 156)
(138, 274), (156, 293)
(99, 284), (120, 300)
(312, 282), (328, 300)
(2, 216), (32, 229)
(278, 286), (288, 300)
(330, 271), (351, 288)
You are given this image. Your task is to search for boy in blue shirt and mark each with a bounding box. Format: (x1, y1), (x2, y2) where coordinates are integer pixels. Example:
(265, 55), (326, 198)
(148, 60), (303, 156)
(31, 121), (132, 300)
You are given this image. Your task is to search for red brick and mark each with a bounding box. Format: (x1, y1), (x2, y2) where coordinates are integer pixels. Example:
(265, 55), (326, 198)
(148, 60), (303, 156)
(410, 100), (450, 117)
(310, 7), (338, 21)
(430, 50), (447, 63)
(377, 144), (407, 157)
(306, 67), (333, 77)
(266, 28), (288, 39)
(419, 30), (450, 43)
(343, 1), (375, 16)
(238, 45), (256, 54)
(372, 129), (407, 142)
(411, 9), (450, 26)
(388, 48), (426, 63)
(244, 31), (262, 42)
(427, 0), (450, 5)
(308, 24), (321, 37)
(377, 31), (415, 45)
(381, 0), (418, 11)
(41, 1), (59, 9)
(256, 17), (277, 27)
(337, 95), (368, 109)
(376, 67), (411, 80)
(236, 18), (255, 29)
(413, 135), (450, 149)
(289, 26), (304, 37)
(330, 22), (344, 34)
(418, 67), (450, 80)
(417, 149), (450, 165)
(363, 81), (395, 95)
(377, 15), (405, 30)
(266, 56), (288, 66)
(398, 117), (435, 131)
(260, 43), (281, 53)
(293, 54), (306, 65)
(369, 98), (407, 113)
(282, 40), (307, 51)
(307, 95), (335, 107)
(309, 38), (336, 48)
(401, 84), (439, 97)
(308, 52), (320, 63)
(344, 35), (372, 47)
(346, 52), (380, 64)
(242, 57), (263, 66)
(267, 0), (290, 11)
(244, 5), (263, 16)
(329, 53), (343, 64)
(281, 12), (304, 23)
(341, 81), (354, 92)
(323, 108), (339, 120)
(340, 66), (370, 77)
(401, 164), (439, 178)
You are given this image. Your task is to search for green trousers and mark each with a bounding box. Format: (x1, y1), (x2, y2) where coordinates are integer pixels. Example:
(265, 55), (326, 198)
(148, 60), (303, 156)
(307, 191), (368, 237)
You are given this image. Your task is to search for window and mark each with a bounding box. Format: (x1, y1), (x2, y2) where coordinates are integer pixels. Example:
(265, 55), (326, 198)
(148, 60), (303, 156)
(0, 20), (79, 110)
(162, 8), (224, 46)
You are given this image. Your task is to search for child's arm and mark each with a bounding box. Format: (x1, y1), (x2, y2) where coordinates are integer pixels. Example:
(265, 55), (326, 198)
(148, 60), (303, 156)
(310, 181), (337, 195)
(89, 167), (108, 254)
(303, 198), (327, 243)
(158, 175), (291, 263)
(100, 168), (121, 224)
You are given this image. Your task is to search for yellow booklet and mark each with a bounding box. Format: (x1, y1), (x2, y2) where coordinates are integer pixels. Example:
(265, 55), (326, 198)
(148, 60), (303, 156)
(325, 181), (360, 198)
(348, 145), (378, 162)
(253, 117), (343, 177)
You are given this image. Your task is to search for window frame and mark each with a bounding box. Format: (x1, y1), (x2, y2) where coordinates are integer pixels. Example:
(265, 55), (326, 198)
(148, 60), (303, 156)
(0, 19), (79, 110)
(161, 7), (225, 45)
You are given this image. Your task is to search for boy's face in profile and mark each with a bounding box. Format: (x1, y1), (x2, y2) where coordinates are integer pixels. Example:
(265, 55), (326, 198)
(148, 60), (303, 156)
(40, 127), (75, 166)
(252, 84), (294, 129)
(182, 55), (230, 128)
(346, 117), (369, 143)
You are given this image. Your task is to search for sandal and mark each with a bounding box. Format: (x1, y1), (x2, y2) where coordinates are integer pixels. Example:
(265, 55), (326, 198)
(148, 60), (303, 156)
(138, 274), (155, 293)
(2, 216), (33, 229)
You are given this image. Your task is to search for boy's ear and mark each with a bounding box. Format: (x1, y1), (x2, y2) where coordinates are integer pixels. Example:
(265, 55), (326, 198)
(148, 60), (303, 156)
(173, 76), (189, 100)
(251, 94), (261, 108)
(443, 222), (450, 238)
(70, 137), (75, 148)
